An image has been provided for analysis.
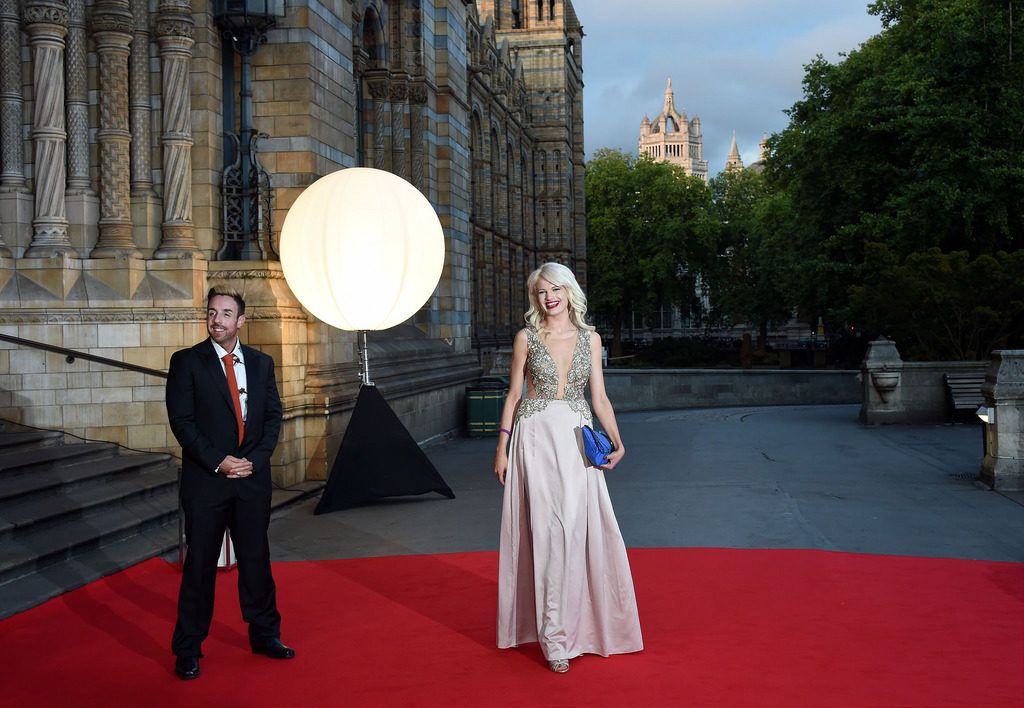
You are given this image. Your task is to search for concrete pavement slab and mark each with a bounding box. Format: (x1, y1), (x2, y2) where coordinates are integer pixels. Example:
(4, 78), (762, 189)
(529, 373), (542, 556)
(269, 404), (1024, 563)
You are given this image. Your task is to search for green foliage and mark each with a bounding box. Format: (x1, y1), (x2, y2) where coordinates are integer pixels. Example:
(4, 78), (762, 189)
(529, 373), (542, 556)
(776, 0), (1023, 257)
(850, 247), (1024, 359)
(767, 0), (1024, 357)
(585, 149), (716, 354)
(707, 169), (797, 342)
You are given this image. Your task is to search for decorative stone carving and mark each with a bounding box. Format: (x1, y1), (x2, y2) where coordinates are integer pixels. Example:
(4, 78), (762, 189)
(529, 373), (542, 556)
(367, 78), (390, 100)
(91, 0), (140, 258)
(23, 1), (68, 25)
(64, 0), (90, 194)
(870, 370), (900, 401)
(212, 269), (287, 280)
(24, 0), (76, 257)
(0, 0), (27, 192)
(129, 0), (153, 196)
(409, 81), (427, 191)
(390, 77), (408, 179)
(859, 336), (905, 424)
(154, 0), (199, 259)
(367, 76), (389, 171)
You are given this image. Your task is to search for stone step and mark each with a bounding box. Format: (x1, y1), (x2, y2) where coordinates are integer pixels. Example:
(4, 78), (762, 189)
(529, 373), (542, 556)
(0, 452), (175, 506)
(0, 523), (180, 620)
(0, 430), (63, 451)
(0, 485), (179, 586)
(0, 442), (117, 476)
(0, 458), (178, 542)
(0, 480), (325, 620)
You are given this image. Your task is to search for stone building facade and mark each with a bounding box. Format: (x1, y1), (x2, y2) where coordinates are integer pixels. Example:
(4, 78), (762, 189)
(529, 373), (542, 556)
(638, 77), (708, 183)
(0, 0), (584, 483)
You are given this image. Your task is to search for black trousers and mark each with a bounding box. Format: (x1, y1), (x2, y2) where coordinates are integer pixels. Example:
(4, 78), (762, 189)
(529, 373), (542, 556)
(171, 488), (281, 658)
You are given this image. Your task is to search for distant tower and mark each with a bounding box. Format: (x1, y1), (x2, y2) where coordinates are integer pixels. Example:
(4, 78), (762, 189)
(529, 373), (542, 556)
(638, 78), (709, 183)
(725, 132), (744, 172)
(747, 133), (769, 173)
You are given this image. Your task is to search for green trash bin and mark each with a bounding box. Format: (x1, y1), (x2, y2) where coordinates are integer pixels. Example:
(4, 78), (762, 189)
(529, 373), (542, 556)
(466, 378), (507, 437)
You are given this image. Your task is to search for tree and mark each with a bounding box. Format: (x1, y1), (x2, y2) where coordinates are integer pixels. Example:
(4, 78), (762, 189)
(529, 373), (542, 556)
(850, 246), (1024, 360)
(707, 169), (798, 349)
(769, 0), (1024, 351)
(585, 149), (716, 356)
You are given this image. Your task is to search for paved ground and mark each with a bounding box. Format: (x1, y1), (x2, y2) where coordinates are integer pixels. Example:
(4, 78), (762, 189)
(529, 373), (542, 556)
(269, 404), (1024, 563)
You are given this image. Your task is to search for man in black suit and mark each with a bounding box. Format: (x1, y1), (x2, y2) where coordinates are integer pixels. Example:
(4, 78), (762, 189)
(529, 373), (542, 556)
(166, 288), (295, 680)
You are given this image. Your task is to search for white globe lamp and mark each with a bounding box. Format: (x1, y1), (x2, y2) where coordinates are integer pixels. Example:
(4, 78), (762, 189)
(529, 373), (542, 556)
(279, 167), (445, 383)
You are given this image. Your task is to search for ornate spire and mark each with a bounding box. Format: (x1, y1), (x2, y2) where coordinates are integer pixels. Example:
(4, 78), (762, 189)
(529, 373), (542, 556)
(726, 131), (744, 171)
(662, 77), (676, 115)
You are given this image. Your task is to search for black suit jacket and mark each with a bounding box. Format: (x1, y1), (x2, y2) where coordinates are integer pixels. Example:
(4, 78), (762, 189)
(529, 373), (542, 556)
(166, 339), (283, 501)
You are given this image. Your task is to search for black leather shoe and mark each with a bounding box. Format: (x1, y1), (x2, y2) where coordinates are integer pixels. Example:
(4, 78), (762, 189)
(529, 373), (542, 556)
(174, 656), (200, 680)
(251, 638), (295, 660)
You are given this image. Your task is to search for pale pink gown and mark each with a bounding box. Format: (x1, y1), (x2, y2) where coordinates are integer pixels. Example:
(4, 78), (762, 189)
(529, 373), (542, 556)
(497, 327), (643, 661)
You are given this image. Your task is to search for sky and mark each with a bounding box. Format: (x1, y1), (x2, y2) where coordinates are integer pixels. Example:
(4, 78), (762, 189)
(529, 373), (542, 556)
(580, 0), (884, 174)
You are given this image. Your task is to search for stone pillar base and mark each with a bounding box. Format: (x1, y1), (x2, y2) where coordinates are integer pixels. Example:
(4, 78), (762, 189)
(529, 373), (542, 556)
(980, 350), (1024, 491)
(67, 192), (99, 256)
(0, 191), (34, 256)
(980, 457), (1024, 491)
(131, 192), (162, 255)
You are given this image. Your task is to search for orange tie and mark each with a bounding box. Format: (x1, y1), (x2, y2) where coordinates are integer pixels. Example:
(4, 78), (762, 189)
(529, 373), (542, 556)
(222, 352), (245, 445)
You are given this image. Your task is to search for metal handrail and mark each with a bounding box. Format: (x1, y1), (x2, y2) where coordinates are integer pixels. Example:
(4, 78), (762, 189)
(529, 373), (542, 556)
(0, 332), (168, 379)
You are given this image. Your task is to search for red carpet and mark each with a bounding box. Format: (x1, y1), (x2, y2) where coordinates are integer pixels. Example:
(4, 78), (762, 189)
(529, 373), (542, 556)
(1, 549), (1021, 706)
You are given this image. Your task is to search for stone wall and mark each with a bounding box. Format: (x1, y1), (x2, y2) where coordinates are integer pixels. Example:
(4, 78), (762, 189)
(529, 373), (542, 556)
(603, 368), (860, 412)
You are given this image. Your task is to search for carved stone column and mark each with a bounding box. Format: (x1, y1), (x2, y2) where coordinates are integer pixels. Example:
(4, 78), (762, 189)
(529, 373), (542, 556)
(127, 0), (160, 253)
(366, 74), (389, 171)
(409, 81), (427, 191)
(389, 78), (407, 180)
(154, 0), (199, 259)
(0, 1), (26, 192)
(64, 0), (98, 256)
(91, 0), (140, 258)
(64, 0), (89, 193)
(129, 0), (153, 197)
(24, 0), (76, 258)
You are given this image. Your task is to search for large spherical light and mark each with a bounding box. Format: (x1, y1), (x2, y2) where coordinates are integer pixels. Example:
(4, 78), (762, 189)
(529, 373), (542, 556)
(279, 168), (445, 331)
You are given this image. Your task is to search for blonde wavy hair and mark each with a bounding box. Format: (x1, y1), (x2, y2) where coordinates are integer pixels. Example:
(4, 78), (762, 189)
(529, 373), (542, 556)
(524, 262), (595, 333)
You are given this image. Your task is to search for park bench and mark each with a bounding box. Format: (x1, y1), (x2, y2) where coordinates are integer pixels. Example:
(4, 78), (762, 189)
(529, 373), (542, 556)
(944, 371), (986, 419)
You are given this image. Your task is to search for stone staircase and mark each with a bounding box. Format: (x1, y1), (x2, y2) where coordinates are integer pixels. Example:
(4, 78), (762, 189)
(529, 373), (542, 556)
(0, 422), (180, 619)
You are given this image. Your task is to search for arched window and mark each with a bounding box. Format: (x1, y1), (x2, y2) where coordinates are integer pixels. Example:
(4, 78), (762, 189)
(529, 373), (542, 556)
(506, 140), (514, 236)
(491, 128), (501, 225)
(511, 0), (522, 28)
(356, 6), (388, 167)
(471, 112), (483, 213)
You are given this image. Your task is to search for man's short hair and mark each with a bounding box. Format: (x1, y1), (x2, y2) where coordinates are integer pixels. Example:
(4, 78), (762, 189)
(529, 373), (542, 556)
(206, 288), (246, 316)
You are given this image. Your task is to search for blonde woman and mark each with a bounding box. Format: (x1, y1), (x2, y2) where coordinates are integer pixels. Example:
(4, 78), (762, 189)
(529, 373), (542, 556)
(494, 262), (643, 673)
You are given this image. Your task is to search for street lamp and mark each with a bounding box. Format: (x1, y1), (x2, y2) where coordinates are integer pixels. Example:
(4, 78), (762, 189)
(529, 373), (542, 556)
(213, 0), (286, 260)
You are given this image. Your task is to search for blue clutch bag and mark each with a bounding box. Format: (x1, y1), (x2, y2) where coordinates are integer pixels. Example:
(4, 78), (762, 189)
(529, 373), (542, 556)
(581, 425), (614, 467)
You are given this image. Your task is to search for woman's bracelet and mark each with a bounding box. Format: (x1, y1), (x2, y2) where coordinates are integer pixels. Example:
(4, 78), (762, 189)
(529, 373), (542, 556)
(499, 427), (512, 437)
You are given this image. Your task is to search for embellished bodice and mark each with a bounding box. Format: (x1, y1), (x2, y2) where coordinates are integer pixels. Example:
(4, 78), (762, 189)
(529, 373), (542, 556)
(517, 327), (592, 420)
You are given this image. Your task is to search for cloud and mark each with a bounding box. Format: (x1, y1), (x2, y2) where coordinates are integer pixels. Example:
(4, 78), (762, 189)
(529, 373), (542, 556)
(581, 1), (882, 172)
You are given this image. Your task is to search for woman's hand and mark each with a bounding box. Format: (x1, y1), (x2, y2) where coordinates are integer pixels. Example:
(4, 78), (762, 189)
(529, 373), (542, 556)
(494, 450), (509, 486)
(601, 445), (625, 470)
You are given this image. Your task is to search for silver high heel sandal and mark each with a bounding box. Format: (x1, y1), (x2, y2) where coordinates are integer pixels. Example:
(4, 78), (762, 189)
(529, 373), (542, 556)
(549, 659), (569, 673)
